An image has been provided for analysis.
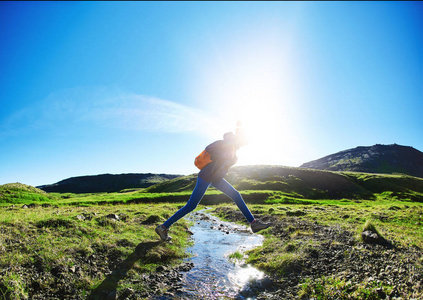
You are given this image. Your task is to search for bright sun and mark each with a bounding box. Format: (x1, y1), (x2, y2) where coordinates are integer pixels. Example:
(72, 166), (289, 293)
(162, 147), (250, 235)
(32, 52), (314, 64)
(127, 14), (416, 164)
(234, 100), (286, 166)
(195, 25), (302, 167)
(212, 54), (297, 166)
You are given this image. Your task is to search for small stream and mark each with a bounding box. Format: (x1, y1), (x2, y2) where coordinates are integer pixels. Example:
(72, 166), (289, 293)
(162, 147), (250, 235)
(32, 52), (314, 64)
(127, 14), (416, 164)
(177, 210), (267, 299)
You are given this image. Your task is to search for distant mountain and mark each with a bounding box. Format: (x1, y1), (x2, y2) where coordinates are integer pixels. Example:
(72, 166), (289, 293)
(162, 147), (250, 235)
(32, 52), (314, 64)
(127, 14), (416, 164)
(300, 144), (423, 178)
(37, 173), (181, 193)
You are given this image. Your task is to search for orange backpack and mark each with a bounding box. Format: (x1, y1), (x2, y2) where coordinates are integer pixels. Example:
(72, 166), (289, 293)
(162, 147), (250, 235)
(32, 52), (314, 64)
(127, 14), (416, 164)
(194, 150), (212, 170)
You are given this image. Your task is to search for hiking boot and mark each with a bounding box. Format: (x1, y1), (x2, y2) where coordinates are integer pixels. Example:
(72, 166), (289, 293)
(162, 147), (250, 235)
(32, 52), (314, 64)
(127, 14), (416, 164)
(155, 225), (172, 241)
(251, 220), (271, 233)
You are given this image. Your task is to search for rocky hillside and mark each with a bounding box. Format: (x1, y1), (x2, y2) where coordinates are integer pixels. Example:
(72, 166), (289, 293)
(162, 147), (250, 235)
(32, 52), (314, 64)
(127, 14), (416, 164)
(300, 144), (423, 178)
(37, 173), (181, 193)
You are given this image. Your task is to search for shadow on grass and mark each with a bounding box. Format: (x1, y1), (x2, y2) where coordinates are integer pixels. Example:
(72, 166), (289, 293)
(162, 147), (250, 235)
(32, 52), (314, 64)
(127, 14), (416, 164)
(88, 241), (162, 300)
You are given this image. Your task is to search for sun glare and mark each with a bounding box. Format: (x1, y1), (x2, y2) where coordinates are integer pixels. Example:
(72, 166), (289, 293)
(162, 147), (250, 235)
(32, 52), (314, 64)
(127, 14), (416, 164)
(235, 102), (286, 166)
(216, 52), (298, 166)
(194, 22), (302, 167)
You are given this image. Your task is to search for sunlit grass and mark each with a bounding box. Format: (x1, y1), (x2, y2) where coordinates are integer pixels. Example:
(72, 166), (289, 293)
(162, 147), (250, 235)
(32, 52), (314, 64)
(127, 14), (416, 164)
(0, 204), (192, 299)
(1, 172), (423, 298)
(246, 235), (302, 275)
(298, 275), (394, 300)
(215, 195), (423, 253)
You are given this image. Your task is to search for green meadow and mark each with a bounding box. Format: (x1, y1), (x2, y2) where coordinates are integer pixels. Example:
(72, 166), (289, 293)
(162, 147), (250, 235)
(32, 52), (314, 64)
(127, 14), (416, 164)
(1, 166), (423, 299)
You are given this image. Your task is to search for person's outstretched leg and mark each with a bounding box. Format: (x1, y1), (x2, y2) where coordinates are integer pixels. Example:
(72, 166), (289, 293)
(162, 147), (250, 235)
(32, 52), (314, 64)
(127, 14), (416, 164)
(156, 176), (210, 241)
(211, 178), (255, 223)
(211, 178), (271, 233)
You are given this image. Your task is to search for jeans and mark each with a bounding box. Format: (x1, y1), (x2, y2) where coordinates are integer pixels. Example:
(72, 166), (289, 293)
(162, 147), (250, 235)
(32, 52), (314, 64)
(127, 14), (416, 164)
(163, 176), (255, 228)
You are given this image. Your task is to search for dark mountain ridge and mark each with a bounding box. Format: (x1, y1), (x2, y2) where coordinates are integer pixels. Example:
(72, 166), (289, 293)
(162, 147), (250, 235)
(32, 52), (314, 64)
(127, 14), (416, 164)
(37, 173), (181, 193)
(300, 144), (423, 178)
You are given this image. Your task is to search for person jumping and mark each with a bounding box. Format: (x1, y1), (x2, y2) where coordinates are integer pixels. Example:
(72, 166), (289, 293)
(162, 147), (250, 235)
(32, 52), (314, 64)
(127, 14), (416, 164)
(155, 128), (271, 241)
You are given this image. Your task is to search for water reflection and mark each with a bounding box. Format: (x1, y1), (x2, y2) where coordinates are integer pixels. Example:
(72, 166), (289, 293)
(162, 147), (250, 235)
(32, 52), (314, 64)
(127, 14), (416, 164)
(228, 264), (264, 289)
(178, 210), (265, 299)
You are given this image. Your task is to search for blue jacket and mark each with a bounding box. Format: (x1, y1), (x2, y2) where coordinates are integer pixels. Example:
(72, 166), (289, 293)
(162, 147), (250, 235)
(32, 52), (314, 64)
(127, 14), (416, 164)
(198, 139), (236, 183)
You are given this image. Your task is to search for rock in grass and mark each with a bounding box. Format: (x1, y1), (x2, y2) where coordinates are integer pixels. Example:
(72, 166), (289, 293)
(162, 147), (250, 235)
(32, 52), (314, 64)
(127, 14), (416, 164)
(362, 230), (382, 244)
(106, 214), (120, 221)
(141, 215), (162, 224)
(76, 215), (85, 221)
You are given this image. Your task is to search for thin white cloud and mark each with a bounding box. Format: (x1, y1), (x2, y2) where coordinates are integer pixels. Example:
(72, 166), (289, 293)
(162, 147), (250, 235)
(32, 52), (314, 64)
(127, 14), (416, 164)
(0, 86), (223, 139)
(91, 94), (206, 132)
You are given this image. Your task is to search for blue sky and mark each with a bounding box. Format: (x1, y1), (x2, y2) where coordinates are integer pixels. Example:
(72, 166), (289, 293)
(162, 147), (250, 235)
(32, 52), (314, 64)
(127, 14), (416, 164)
(1, 1), (422, 186)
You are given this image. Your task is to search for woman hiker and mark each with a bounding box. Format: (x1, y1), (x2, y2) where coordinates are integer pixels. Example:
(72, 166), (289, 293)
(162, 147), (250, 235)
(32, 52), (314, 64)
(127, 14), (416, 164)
(155, 130), (271, 241)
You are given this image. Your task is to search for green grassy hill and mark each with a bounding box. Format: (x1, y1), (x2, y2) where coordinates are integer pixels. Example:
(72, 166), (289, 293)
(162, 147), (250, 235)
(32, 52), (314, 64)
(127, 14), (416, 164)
(2, 165), (423, 206)
(142, 165), (423, 202)
(0, 183), (56, 204)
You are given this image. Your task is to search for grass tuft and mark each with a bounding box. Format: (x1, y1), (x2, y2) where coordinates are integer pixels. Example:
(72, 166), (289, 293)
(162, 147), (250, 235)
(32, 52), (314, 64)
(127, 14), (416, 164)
(363, 220), (380, 235)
